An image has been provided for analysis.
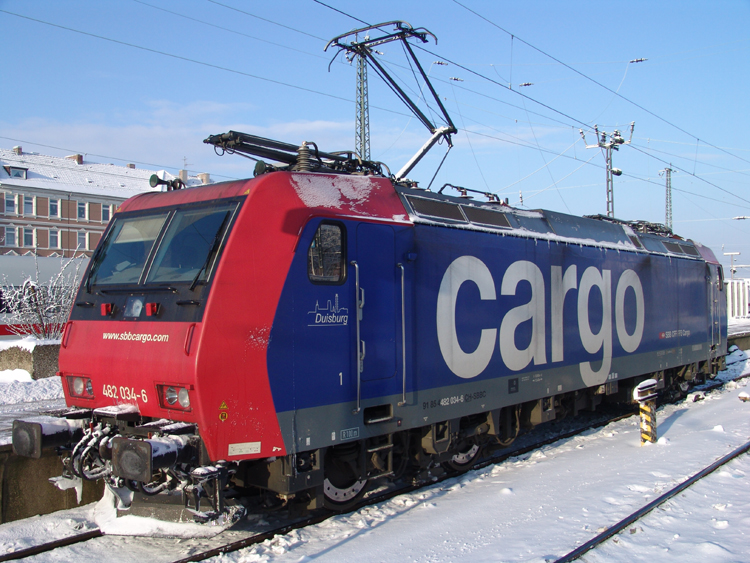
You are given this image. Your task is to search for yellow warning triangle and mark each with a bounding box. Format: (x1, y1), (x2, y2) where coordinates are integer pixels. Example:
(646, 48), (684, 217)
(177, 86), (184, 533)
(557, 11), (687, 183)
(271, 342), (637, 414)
(219, 401), (228, 409)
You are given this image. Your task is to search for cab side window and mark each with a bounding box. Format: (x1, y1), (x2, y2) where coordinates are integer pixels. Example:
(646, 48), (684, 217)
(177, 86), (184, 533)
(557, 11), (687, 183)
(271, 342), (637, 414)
(308, 223), (345, 284)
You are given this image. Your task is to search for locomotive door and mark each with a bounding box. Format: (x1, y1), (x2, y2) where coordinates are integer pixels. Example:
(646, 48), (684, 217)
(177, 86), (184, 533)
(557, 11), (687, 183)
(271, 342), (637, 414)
(708, 264), (723, 351)
(354, 224), (398, 386)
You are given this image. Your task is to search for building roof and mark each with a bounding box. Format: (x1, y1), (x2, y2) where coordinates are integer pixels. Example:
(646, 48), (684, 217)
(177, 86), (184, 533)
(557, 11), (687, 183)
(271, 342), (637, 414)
(0, 147), (208, 200)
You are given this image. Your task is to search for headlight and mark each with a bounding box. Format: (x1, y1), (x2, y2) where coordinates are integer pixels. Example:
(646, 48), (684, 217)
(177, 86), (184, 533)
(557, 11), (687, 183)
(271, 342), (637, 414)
(165, 387), (178, 405)
(158, 384), (192, 411)
(66, 375), (94, 399)
(178, 388), (190, 408)
(73, 377), (84, 396)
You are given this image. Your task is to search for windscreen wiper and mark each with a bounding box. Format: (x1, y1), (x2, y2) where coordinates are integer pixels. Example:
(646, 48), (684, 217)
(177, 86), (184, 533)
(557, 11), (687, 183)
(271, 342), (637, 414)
(189, 211), (230, 292)
(84, 246), (105, 294)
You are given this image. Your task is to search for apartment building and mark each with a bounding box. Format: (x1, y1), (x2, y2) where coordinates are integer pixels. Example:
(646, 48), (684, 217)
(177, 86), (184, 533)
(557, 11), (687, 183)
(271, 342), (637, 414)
(0, 146), (210, 257)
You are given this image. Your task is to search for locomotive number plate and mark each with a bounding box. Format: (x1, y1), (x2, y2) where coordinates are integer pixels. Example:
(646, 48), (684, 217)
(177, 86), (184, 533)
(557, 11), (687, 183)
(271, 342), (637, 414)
(228, 442), (261, 456)
(102, 384), (148, 403)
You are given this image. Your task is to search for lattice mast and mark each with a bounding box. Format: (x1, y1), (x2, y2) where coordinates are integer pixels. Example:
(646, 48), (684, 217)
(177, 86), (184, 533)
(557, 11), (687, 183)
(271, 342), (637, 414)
(356, 52), (371, 161)
(661, 166), (674, 230)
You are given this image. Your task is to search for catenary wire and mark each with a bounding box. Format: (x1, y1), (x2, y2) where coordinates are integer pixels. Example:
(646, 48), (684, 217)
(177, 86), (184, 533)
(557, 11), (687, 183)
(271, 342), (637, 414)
(311, 0), (750, 209)
(6, 3), (747, 220)
(0, 9), (412, 121)
(629, 145), (750, 207)
(630, 142), (750, 178)
(451, 0), (750, 167)
(205, 0), (326, 41)
(131, 0), (330, 61)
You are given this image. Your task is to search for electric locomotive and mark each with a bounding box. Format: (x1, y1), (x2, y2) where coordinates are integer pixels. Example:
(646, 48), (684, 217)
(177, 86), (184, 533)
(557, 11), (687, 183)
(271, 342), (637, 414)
(11, 132), (727, 515)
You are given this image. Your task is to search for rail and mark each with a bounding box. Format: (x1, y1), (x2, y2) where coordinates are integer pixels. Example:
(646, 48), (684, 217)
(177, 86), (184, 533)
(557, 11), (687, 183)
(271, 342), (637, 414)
(0, 529), (102, 562)
(554, 439), (750, 563)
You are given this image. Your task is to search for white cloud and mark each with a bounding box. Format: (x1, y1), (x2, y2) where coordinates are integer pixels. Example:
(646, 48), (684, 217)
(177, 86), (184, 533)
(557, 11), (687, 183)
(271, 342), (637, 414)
(0, 103), (360, 180)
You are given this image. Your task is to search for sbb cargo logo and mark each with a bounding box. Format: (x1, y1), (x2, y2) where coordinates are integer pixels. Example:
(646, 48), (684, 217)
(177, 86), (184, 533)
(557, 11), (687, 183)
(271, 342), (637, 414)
(436, 256), (645, 386)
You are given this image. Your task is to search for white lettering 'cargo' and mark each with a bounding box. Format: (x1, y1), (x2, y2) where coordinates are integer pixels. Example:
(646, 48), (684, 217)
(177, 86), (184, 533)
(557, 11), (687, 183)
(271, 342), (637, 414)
(437, 257), (645, 382)
(499, 261), (547, 371)
(578, 267), (612, 386)
(551, 264), (578, 362)
(437, 256), (497, 379)
(615, 269), (645, 353)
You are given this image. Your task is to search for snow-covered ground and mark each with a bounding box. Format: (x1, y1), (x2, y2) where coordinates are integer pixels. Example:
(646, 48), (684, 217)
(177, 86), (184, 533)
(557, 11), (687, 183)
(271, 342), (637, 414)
(0, 348), (748, 562)
(0, 337), (66, 444)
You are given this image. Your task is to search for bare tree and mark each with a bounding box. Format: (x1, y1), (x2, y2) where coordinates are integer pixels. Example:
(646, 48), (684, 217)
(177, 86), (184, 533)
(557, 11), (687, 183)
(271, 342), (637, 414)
(1, 255), (84, 340)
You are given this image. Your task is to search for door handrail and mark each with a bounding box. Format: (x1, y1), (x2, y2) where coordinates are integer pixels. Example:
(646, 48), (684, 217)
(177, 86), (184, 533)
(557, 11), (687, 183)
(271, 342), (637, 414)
(351, 261), (364, 414)
(397, 263), (407, 406)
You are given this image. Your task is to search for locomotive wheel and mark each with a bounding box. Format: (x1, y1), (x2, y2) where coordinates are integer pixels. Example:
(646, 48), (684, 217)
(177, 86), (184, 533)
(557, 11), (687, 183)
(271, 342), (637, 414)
(323, 477), (369, 510)
(443, 438), (481, 472)
(323, 444), (368, 510)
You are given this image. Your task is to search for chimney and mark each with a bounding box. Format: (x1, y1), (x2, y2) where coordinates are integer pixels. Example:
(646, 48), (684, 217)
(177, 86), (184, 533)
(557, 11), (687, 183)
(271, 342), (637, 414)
(66, 154), (83, 165)
(12, 146), (22, 155)
(127, 163), (136, 169)
(197, 172), (211, 185)
(179, 169), (188, 183)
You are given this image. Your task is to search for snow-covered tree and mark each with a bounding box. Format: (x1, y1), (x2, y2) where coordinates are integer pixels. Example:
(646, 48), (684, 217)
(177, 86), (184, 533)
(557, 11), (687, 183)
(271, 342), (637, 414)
(1, 255), (84, 340)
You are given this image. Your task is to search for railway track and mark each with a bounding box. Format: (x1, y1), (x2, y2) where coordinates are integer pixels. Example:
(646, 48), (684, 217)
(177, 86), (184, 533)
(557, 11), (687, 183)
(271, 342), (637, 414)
(0, 530), (102, 562)
(554, 438), (750, 563)
(0, 408), (633, 562)
(1, 371), (746, 563)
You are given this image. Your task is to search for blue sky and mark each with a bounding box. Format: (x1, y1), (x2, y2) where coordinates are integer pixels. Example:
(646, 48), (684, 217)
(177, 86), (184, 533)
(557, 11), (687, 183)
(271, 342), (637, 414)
(1, 1), (749, 271)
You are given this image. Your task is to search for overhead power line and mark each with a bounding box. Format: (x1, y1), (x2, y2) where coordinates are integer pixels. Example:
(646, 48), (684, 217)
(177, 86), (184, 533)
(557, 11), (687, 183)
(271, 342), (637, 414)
(5, 2), (747, 219)
(0, 9), (411, 120)
(629, 145), (750, 207)
(631, 142), (750, 178)
(312, 0), (368, 25)
(313, 1), (750, 211)
(205, 0), (326, 41)
(451, 0), (750, 167)
(131, 0), (329, 61)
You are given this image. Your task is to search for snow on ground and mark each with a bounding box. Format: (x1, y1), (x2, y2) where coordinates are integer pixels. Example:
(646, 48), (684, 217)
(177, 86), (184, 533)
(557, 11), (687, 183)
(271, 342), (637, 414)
(728, 317), (750, 336)
(0, 374), (65, 447)
(0, 369), (65, 445)
(0, 350), (748, 562)
(0, 369), (32, 383)
(0, 336), (65, 412)
(0, 376), (62, 405)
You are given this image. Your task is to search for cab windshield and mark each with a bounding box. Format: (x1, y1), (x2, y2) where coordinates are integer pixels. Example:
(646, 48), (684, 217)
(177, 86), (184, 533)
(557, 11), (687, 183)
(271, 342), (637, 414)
(89, 202), (237, 287)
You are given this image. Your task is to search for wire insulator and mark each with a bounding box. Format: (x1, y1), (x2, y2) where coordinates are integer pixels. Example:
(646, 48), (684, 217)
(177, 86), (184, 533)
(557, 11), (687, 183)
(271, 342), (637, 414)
(295, 142), (311, 171)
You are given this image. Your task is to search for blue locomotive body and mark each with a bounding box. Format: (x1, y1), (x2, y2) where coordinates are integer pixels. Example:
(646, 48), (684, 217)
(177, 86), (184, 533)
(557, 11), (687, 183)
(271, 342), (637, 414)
(267, 184), (726, 456)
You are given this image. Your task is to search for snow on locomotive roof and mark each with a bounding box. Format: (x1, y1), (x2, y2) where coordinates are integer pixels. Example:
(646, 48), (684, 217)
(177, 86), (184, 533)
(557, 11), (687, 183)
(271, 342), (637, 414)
(289, 173), (380, 216)
(116, 168), (704, 260)
(398, 186), (703, 258)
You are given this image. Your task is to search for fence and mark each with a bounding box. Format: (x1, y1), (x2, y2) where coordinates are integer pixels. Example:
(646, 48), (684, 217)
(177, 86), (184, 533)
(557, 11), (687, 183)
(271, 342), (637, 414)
(726, 279), (750, 320)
